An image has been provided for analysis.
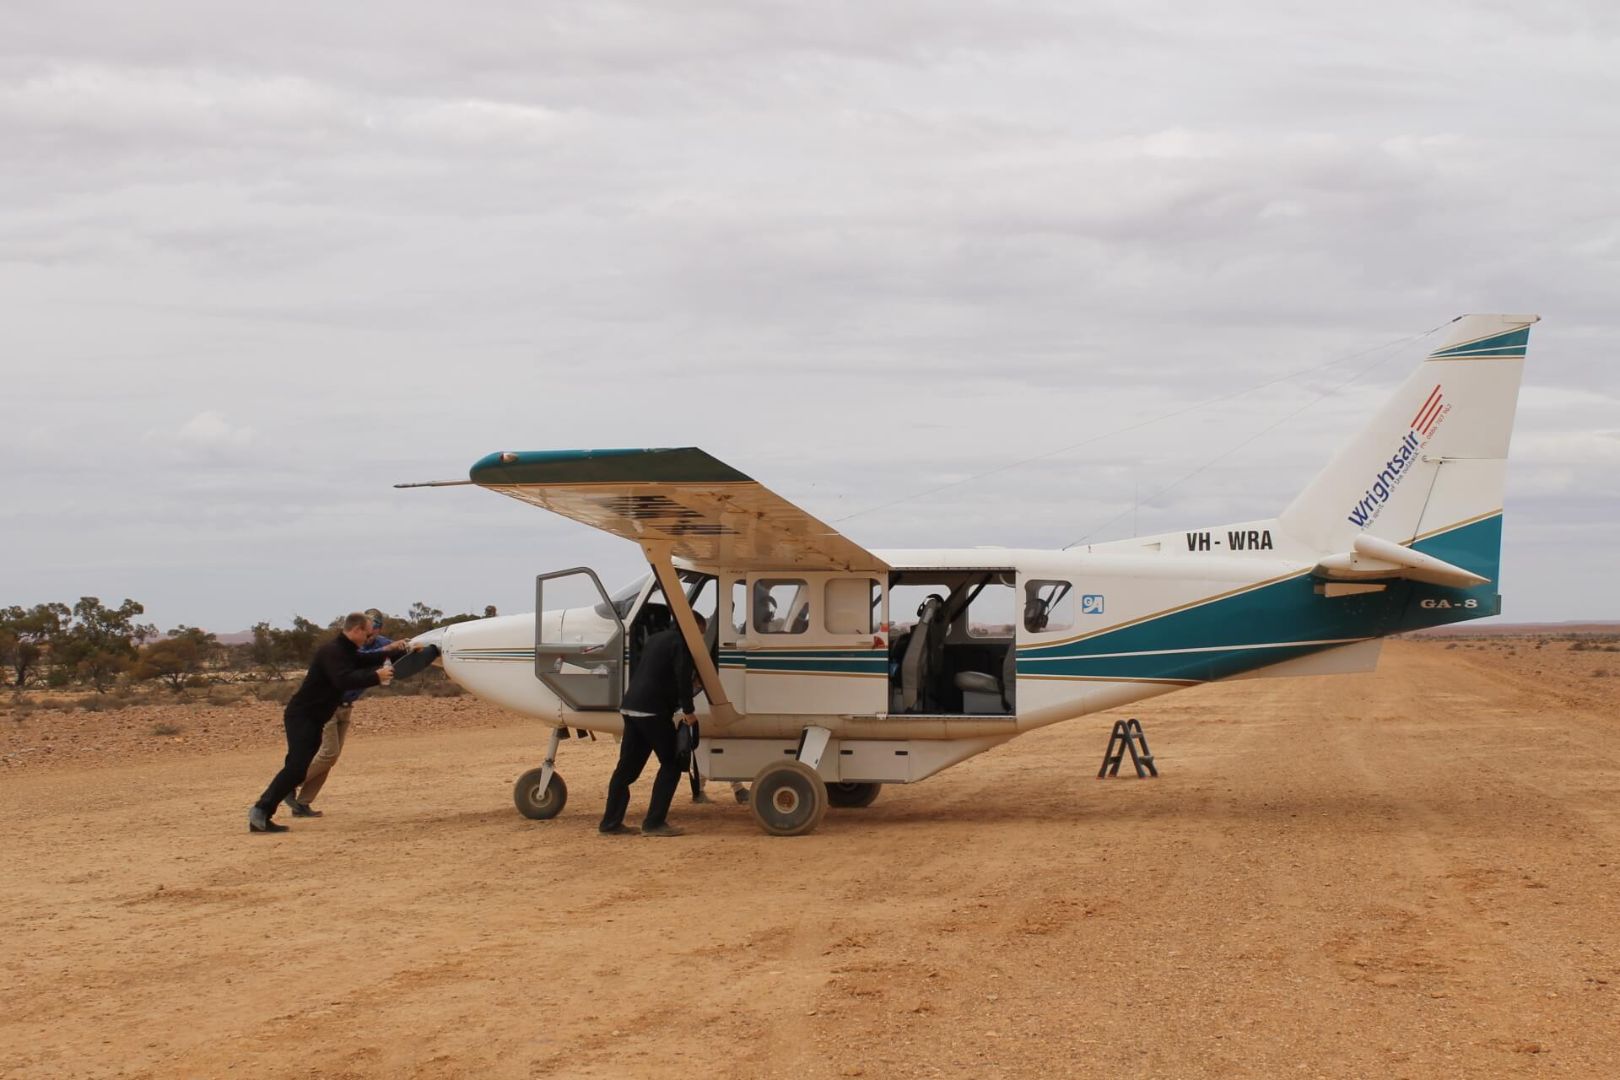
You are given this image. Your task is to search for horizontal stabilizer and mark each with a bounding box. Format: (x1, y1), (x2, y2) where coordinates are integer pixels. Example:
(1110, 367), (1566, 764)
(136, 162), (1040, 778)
(1313, 533), (1489, 588)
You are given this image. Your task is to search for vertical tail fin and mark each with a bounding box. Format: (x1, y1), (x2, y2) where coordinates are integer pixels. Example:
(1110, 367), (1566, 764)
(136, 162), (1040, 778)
(1278, 315), (1537, 573)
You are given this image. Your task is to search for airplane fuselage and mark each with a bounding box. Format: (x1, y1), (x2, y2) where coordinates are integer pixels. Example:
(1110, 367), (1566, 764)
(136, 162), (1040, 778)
(431, 510), (1500, 775)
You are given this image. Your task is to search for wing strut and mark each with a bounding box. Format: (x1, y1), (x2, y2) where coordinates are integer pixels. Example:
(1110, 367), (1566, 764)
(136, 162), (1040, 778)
(641, 541), (740, 731)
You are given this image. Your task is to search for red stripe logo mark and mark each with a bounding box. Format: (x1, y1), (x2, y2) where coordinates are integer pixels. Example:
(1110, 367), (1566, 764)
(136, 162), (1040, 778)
(1415, 398), (1444, 435)
(1410, 385), (1442, 430)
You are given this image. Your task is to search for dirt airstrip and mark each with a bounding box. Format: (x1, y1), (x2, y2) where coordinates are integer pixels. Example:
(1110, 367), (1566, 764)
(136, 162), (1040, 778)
(3, 638), (1619, 1079)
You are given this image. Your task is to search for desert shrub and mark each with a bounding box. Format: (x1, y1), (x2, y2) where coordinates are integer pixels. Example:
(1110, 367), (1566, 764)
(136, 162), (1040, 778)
(79, 695), (136, 713)
(206, 684), (249, 706)
(151, 722), (183, 736)
(1572, 641), (1591, 651)
(1445, 643), (1459, 650)
(422, 678), (464, 698)
(255, 682), (296, 705)
(34, 695), (74, 712)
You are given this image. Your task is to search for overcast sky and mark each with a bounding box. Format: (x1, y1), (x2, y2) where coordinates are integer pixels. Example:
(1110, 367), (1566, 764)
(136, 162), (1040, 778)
(3, 1), (1617, 630)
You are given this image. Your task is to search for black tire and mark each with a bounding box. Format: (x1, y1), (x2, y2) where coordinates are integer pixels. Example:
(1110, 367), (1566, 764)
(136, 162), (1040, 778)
(513, 768), (567, 820)
(826, 781), (882, 809)
(750, 760), (829, 837)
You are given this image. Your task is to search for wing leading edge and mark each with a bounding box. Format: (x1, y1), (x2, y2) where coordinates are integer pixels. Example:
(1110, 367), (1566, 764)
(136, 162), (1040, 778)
(469, 447), (888, 573)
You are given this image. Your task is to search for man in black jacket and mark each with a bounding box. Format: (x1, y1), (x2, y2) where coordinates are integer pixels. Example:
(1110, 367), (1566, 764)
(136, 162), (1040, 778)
(600, 613), (704, 838)
(248, 612), (407, 833)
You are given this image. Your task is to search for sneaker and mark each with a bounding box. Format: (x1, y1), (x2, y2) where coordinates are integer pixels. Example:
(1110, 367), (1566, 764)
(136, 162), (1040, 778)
(284, 795), (322, 818)
(641, 822), (686, 837)
(598, 823), (640, 836)
(248, 807), (289, 834)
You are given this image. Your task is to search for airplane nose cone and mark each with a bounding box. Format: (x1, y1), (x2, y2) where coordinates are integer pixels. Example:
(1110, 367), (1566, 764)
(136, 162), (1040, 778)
(410, 625), (450, 650)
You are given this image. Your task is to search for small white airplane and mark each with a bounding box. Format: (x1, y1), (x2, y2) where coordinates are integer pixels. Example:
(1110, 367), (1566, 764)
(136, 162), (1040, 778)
(408, 313), (1536, 835)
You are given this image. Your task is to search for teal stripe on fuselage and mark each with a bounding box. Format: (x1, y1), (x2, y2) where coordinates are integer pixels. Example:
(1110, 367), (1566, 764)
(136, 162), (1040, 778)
(1022, 640), (1341, 683)
(746, 661), (887, 675)
(1020, 515), (1503, 682)
(725, 648), (885, 675)
(744, 652), (887, 675)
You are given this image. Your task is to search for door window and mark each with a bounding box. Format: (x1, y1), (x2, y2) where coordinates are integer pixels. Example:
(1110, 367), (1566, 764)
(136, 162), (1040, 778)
(753, 579), (809, 635)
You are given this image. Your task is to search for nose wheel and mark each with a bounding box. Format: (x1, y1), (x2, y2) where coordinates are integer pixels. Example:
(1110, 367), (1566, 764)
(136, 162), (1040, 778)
(513, 727), (568, 820)
(514, 768), (568, 819)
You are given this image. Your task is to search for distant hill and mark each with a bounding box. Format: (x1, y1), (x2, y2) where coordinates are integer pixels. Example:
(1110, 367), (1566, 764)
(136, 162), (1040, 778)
(215, 630), (256, 646)
(1410, 621), (1620, 637)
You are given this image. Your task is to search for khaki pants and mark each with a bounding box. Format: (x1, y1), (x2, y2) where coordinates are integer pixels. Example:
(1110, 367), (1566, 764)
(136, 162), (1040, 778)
(296, 705), (352, 804)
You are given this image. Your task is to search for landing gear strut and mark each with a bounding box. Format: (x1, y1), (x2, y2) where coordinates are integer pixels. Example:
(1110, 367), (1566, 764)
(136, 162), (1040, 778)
(514, 727), (569, 820)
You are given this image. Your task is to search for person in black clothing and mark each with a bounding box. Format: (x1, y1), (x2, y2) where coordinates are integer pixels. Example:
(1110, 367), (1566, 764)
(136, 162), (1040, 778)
(248, 612), (409, 833)
(600, 612), (704, 838)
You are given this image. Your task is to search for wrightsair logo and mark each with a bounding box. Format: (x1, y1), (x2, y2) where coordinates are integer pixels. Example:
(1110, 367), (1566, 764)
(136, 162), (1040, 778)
(1345, 385), (1449, 528)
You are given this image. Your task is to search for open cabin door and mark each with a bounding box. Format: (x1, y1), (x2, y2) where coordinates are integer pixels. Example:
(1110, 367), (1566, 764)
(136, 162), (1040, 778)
(533, 567), (625, 711)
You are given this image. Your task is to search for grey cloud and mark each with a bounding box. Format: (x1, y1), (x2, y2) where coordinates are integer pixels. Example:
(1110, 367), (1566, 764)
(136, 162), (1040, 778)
(2, 0), (1617, 626)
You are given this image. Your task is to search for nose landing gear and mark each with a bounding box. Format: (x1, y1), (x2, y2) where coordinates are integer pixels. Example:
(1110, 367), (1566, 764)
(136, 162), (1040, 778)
(513, 768), (568, 819)
(513, 727), (569, 820)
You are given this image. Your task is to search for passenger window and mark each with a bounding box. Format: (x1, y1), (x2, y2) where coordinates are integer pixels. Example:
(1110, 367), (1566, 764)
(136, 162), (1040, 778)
(825, 578), (879, 634)
(1024, 580), (1074, 633)
(753, 579), (808, 635)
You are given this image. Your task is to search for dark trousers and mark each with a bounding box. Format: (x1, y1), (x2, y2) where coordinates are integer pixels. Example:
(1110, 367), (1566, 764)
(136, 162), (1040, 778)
(254, 710), (328, 815)
(600, 712), (681, 830)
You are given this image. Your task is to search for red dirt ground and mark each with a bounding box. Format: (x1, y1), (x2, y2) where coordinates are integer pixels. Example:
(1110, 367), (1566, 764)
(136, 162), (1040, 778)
(3, 639), (1618, 1078)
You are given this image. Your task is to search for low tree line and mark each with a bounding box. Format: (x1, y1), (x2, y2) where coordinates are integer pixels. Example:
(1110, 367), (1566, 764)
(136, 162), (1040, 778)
(0, 598), (495, 693)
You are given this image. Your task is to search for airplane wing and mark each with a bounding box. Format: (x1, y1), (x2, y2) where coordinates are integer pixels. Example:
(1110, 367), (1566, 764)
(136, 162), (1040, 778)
(468, 447), (888, 573)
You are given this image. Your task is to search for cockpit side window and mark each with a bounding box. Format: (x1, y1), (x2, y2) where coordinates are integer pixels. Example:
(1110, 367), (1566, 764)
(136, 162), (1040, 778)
(596, 572), (652, 620)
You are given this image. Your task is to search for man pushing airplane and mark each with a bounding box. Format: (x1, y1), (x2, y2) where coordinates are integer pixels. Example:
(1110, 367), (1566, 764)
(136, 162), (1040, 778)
(248, 611), (418, 833)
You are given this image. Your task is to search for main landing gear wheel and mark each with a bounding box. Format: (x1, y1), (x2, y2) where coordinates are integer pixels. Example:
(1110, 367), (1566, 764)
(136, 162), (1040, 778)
(825, 781), (882, 809)
(750, 760), (829, 837)
(513, 768), (568, 820)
